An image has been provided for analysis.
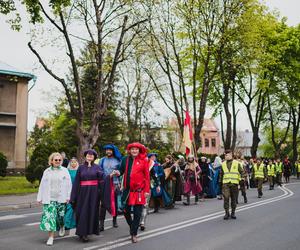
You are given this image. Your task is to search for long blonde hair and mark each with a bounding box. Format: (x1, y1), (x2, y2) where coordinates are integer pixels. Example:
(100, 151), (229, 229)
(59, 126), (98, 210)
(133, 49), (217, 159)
(48, 152), (62, 166)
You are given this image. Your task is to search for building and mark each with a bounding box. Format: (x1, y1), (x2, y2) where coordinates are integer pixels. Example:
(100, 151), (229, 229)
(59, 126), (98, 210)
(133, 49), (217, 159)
(0, 61), (35, 170)
(199, 119), (221, 155)
(166, 117), (221, 155)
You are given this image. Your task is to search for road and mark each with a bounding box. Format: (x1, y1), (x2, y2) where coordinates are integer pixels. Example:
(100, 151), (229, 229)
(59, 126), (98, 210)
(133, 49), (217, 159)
(0, 181), (299, 250)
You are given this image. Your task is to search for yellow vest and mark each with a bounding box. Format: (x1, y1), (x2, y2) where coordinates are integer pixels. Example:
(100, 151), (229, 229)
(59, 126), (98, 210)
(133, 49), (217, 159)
(275, 163), (282, 173)
(222, 160), (240, 184)
(297, 163), (300, 173)
(254, 164), (265, 179)
(267, 164), (276, 177)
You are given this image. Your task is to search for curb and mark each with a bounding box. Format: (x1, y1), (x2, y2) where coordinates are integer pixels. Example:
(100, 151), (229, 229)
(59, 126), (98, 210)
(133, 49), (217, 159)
(0, 202), (41, 212)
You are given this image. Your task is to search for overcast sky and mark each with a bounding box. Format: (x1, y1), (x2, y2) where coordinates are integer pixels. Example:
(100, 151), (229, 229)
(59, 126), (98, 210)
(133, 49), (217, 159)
(0, 0), (299, 131)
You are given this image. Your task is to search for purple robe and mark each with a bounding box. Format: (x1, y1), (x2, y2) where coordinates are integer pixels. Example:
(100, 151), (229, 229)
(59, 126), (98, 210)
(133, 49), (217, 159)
(70, 163), (104, 236)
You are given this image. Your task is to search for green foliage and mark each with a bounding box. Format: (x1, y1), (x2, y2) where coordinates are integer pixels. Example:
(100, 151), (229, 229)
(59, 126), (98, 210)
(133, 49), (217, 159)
(0, 0), (15, 14)
(26, 138), (56, 183)
(0, 152), (8, 177)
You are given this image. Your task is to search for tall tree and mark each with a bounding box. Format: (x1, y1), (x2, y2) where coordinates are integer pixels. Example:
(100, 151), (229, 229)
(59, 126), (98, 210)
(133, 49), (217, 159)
(25, 0), (148, 159)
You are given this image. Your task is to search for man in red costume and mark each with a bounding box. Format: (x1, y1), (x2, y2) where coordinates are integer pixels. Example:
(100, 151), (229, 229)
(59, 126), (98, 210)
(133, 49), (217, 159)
(114, 142), (150, 243)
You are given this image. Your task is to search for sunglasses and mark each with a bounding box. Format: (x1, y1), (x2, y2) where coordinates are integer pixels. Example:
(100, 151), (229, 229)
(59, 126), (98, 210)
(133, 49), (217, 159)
(54, 159), (62, 162)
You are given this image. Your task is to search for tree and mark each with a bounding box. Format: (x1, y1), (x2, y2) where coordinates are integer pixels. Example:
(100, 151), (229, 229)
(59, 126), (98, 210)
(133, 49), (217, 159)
(25, 0), (148, 160)
(0, 152), (8, 177)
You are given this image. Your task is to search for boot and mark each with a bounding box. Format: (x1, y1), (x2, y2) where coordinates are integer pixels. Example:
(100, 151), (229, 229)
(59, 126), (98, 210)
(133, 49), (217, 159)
(113, 217), (118, 228)
(231, 211), (236, 219)
(99, 220), (104, 231)
(195, 194), (199, 204)
(243, 195), (248, 204)
(223, 211), (230, 220)
(183, 195), (190, 206)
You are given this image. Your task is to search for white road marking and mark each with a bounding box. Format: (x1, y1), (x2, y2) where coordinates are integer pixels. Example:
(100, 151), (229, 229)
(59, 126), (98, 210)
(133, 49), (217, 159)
(0, 215), (26, 221)
(84, 184), (295, 250)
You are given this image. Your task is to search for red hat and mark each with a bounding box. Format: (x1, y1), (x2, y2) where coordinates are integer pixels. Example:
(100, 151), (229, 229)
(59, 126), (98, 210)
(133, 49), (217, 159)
(126, 142), (147, 159)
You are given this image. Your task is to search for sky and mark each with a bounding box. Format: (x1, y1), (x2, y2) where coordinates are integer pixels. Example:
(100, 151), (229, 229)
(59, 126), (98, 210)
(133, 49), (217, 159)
(0, 0), (300, 131)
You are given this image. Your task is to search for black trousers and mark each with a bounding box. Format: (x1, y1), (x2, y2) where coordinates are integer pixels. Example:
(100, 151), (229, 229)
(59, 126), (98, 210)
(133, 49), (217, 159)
(124, 204), (143, 236)
(100, 191), (118, 221)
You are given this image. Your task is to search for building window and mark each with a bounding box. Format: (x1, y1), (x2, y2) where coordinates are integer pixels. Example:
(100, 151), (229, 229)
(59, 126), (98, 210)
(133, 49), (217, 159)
(205, 138), (209, 147)
(211, 138), (216, 147)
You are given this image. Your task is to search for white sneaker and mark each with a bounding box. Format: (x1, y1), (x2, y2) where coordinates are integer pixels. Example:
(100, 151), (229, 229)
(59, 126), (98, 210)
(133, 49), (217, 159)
(59, 227), (65, 237)
(46, 237), (54, 246)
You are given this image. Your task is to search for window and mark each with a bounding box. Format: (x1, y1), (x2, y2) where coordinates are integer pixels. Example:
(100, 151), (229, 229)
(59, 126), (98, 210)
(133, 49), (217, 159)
(211, 138), (216, 147)
(205, 138), (209, 147)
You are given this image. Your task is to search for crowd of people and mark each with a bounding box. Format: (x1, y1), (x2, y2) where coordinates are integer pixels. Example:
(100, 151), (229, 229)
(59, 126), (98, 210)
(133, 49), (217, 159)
(37, 143), (300, 246)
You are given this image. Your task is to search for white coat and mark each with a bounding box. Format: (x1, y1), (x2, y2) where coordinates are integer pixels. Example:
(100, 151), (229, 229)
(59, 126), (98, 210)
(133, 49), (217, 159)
(37, 166), (72, 204)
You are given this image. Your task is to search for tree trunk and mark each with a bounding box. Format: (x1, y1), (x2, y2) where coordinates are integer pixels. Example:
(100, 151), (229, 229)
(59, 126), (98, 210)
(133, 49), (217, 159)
(223, 83), (232, 150)
(291, 105), (300, 166)
(251, 129), (260, 158)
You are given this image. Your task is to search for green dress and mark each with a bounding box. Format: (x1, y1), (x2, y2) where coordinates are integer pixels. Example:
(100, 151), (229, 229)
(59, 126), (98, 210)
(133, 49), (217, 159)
(64, 169), (78, 229)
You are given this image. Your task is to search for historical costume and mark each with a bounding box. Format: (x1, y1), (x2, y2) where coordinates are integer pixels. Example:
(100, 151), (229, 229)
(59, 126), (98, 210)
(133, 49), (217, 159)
(70, 149), (105, 242)
(283, 158), (291, 183)
(99, 144), (122, 230)
(64, 158), (79, 230)
(116, 142), (150, 243)
(206, 159), (217, 198)
(212, 156), (222, 200)
(183, 155), (202, 205)
(199, 157), (210, 198)
(148, 153), (172, 212)
(162, 155), (183, 204)
(37, 152), (72, 246)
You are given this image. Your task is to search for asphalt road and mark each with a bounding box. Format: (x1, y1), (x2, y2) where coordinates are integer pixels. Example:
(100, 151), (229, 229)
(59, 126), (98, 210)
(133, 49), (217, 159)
(0, 180), (299, 250)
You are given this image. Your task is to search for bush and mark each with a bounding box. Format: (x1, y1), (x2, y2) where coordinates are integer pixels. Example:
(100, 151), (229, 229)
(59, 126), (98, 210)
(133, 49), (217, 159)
(26, 143), (55, 183)
(0, 152), (8, 177)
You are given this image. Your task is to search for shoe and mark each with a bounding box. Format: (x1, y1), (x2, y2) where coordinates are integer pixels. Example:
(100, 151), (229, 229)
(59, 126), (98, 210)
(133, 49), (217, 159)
(81, 236), (89, 242)
(243, 195), (248, 204)
(131, 235), (138, 243)
(153, 208), (159, 213)
(58, 227), (65, 237)
(223, 212), (230, 220)
(113, 217), (118, 228)
(258, 195), (262, 198)
(46, 237), (54, 246)
(140, 224), (145, 231)
(99, 220), (104, 231)
(231, 212), (236, 219)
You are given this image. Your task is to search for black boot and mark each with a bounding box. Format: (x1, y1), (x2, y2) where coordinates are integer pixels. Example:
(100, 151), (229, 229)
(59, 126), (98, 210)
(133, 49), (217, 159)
(195, 194), (199, 204)
(99, 220), (104, 231)
(243, 195), (248, 204)
(224, 211), (230, 220)
(183, 195), (190, 206)
(231, 211), (236, 219)
(113, 217), (118, 228)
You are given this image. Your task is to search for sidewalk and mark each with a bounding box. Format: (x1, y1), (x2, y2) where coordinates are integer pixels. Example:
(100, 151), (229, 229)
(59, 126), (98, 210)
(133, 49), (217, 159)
(0, 193), (40, 211)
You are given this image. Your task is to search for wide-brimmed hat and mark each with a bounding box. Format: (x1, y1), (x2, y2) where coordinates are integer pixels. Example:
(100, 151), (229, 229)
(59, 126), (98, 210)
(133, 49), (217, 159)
(84, 149), (98, 159)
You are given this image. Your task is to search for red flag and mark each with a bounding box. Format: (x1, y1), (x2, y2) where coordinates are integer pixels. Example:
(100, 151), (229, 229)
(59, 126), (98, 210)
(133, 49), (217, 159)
(183, 111), (193, 157)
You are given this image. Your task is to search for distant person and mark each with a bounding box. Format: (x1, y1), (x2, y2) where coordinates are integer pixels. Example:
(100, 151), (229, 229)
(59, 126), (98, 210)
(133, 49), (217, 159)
(296, 160), (300, 179)
(267, 159), (276, 190)
(283, 157), (291, 183)
(252, 158), (267, 198)
(37, 152), (72, 246)
(183, 155), (202, 205)
(61, 152), (69, 168)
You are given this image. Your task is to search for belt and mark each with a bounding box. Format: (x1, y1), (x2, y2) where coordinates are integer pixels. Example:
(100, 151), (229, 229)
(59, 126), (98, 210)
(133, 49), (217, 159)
(80, 180), (98, 186)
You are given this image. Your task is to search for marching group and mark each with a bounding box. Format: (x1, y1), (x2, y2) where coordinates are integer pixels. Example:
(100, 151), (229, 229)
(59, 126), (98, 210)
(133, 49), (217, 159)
(37, 143), (300, 246)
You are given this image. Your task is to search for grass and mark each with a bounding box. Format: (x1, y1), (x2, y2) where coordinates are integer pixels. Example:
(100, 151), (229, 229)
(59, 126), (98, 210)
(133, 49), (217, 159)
(0, 176), (38, 195)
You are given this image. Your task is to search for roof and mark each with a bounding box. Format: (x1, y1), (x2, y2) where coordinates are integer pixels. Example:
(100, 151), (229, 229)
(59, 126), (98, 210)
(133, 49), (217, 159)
(0, 61), (36, 80)
(201, 118), (218, 132)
